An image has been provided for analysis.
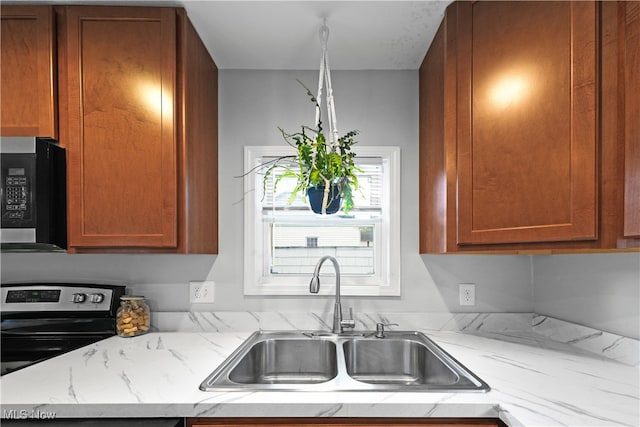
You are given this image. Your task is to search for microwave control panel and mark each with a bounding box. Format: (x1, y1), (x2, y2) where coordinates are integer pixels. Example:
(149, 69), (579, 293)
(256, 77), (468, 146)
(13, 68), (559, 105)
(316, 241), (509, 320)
(1, 154), (35, 228)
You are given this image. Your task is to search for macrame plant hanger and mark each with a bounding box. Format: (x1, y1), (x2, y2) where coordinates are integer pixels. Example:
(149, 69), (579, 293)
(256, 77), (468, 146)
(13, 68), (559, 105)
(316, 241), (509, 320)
(315, 20), (340, 214)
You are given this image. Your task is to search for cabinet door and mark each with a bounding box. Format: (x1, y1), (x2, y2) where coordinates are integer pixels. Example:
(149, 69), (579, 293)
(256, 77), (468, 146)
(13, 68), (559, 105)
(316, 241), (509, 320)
(623, 1), (640, 238)
(0, 6), (57, 138)
(456, 1), (598, 245)
(62, 6), (178, 248)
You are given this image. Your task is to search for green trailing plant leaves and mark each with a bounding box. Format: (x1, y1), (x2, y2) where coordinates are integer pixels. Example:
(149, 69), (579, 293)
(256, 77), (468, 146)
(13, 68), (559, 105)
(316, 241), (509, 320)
(254, 80), (361, 214)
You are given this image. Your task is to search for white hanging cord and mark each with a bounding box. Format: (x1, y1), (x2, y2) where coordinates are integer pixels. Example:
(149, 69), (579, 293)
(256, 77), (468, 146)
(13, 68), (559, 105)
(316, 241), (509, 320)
(316, 20), (339, 149)
(314, 24), (326, 130)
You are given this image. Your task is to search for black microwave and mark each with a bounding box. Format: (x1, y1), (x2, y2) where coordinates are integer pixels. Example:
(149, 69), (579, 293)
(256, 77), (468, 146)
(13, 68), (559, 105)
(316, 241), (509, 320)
(0, 137), (66, 251)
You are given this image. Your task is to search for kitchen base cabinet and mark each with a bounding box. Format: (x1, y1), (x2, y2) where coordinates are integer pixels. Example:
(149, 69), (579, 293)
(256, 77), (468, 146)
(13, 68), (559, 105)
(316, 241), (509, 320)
(58, 6), (217, 253)
(0, 6), (57, 138)
(1, 419), (183, 426)
(187, 418), (504, 427)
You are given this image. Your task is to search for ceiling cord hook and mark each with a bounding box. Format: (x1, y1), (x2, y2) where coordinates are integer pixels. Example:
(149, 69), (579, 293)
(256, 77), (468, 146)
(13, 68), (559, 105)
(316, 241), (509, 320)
(319, 18), (330, 51)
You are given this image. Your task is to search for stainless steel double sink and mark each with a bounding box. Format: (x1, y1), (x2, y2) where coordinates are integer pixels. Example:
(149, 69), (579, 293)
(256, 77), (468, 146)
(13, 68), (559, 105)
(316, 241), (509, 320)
(199, 331), (490, 392)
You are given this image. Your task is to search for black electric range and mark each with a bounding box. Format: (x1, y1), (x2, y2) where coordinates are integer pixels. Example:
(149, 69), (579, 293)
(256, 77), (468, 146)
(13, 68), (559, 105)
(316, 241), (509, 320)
(0, 282), (126, 376)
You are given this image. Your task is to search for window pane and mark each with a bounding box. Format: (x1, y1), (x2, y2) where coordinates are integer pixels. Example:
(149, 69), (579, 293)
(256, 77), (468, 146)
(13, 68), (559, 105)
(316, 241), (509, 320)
(260, 157), (384, 213)
(270, 224), (375, 276)
(257, 156), (382, 278)
(244, 146), (400, 296)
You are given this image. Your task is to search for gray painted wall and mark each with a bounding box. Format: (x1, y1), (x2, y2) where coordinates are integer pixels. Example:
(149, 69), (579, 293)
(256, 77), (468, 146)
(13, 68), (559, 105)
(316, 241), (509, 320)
(204, 69), (533, 314)
(533, 253), (640, 339)
(1, 70), (637, 339)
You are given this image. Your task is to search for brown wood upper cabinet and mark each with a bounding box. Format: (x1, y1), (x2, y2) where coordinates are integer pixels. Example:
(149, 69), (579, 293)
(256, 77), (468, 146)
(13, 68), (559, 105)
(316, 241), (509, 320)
(420, 1), (639, 253)
(623, 1), (640, 239)
(1, 6), (57, 138)
(58, 6), (218, 253)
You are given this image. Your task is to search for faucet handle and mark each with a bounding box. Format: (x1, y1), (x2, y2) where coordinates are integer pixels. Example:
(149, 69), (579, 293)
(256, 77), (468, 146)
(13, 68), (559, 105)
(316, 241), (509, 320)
(340, 307), (356, 329)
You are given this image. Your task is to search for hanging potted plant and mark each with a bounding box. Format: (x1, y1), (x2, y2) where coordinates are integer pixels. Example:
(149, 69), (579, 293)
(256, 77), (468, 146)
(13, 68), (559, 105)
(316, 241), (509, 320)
(268, 80), (360, 215)
(249, 23), (360, 214)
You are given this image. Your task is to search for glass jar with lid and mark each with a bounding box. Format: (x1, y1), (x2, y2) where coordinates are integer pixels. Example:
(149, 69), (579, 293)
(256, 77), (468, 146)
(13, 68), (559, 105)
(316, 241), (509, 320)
(116, 295), (150, 337)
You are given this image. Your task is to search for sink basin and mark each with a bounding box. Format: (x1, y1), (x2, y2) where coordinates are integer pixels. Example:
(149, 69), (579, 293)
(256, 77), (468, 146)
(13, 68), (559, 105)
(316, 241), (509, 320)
(228, 338), (337, 384)
(343, 338), (459, 386)
(200, 331), (490, 392)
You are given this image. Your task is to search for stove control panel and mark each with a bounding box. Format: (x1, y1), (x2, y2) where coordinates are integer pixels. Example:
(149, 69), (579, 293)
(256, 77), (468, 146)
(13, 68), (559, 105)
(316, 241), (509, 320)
(1, 284), (124, 312)
(5, 289), (61, 303)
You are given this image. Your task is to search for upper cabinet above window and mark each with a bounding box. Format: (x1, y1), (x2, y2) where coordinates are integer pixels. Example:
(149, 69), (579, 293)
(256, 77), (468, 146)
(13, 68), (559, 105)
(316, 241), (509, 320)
(420, 1), (639, 253)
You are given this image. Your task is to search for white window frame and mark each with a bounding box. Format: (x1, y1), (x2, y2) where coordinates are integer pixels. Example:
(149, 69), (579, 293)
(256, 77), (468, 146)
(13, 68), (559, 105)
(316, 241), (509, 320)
(243, 146), (401, 296)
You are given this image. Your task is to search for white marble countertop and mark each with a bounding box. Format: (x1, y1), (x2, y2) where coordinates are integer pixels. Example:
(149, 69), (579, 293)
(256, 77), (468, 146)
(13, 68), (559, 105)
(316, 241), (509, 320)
(0, 326), (638, 426)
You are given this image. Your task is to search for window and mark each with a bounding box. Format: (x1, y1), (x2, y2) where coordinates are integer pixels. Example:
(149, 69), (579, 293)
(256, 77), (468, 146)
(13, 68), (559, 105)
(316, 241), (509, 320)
(306, 237), (318, 248)
(243, 146), (400, 296)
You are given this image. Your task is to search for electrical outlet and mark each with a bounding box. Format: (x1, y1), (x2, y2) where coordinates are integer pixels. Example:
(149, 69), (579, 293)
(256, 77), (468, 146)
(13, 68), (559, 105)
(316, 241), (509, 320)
(459, 283), (476, 306)
(189, 281), (215, 303)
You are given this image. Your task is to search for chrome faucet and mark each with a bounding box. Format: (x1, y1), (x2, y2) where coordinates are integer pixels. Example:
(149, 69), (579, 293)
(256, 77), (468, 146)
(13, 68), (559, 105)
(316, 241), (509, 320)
(309, 256), (355, 334)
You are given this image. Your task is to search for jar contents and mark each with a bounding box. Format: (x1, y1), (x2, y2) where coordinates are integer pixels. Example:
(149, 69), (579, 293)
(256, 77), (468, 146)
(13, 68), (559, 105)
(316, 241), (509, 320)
(116, 296), (150, 337)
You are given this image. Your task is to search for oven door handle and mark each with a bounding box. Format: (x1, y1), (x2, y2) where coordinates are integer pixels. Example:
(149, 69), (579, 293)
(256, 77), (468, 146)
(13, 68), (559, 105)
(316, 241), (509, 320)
(2, 330), (115, 336)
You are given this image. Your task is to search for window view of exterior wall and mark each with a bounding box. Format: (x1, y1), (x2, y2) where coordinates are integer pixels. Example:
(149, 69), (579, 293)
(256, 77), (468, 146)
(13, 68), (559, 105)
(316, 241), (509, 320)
(244, 146), (400, 296)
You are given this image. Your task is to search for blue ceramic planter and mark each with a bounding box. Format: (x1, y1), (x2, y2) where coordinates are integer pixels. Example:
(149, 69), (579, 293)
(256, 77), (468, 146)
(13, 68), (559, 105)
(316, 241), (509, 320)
(307, 185), (341, 214)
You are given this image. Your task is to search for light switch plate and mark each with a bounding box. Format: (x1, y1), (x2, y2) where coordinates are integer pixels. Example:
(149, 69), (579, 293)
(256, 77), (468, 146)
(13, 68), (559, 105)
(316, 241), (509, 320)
(189, 281), (215, 303)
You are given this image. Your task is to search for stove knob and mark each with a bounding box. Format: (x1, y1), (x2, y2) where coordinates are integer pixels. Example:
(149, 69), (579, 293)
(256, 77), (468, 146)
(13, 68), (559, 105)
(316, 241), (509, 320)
(70, 293), (87, 303)
(89, 293), (105, 303)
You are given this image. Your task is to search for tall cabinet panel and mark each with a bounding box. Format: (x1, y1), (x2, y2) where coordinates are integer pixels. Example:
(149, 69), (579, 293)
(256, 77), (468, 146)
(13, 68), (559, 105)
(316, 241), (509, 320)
(61, 7), (178, 248)
(456, 1), (598, 245)
(176, 10), (218, 254)
(0, 6), (57, 138)
(419, 23), (446, 254)
(623, 1), (640, 238)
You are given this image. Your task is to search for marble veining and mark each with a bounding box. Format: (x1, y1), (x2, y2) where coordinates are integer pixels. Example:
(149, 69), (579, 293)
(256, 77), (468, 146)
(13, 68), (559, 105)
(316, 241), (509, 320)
(154, 311), (535, 334)
(154, 311), (638, 366)
(1, 314), (638, 426)
(532, 315), (639, 366)
(119, 371), (144, 404)
(67, 368), (78, 403)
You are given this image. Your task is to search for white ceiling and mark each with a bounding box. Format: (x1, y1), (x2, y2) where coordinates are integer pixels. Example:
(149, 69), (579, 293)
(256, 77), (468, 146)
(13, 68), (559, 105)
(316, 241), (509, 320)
(40, 0), (450, 70)
(184, 1), (450, 70)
